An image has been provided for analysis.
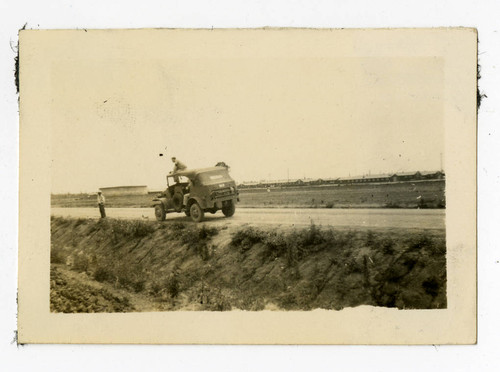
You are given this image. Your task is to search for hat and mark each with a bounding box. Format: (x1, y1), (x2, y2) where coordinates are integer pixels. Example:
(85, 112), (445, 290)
(98, 191), (102, 194)
(171, 156), (176, 160)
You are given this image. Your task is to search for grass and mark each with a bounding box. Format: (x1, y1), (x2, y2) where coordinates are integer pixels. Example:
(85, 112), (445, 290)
(107, 219), (156, 240)
(229, 224), (446, 309)
(240, 180), (445, 209)
(231, 222), (355, 263)
(50, 245), (67, 264)
(51, 217), (221, 295)
(72, 254), (90, 273)
(165, 275), (180, 298)
(178, 224), (219, 260)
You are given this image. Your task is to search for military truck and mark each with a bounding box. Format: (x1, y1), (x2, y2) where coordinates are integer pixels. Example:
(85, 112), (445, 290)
(152, 166), (239, 222)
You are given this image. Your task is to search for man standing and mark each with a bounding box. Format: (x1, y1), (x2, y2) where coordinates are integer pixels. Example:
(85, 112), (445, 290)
(97, 190), (106, 218)
(171, 157), (187, 183)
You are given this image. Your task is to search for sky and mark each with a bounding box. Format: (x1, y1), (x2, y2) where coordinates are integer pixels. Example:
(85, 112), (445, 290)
(49, 31), (444, 193)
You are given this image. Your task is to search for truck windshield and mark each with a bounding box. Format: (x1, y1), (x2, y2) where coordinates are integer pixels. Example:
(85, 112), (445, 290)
(168, 175), (189, 184)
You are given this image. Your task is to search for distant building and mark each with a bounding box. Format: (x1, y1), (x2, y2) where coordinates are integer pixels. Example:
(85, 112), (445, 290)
(391, 171), (421, 182)
(238, 170), (444, 189)
(99, 185), (148, 196)
(338, 173), (392, 184)
(361, 174), (392, 183)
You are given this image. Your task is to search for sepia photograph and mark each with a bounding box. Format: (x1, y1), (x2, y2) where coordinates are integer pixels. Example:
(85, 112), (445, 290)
(48, 33), (446, 313)
(18, 28), (476, 344)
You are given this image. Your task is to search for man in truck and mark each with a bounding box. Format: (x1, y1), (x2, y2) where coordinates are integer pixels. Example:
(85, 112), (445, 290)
(170, 157), (187, 183)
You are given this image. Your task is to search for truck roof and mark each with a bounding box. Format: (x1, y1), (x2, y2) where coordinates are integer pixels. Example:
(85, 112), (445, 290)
(173, 166), (229, 179)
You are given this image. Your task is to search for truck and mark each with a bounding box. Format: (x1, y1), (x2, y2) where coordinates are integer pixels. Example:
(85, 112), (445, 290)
(152, 166), (239, 222)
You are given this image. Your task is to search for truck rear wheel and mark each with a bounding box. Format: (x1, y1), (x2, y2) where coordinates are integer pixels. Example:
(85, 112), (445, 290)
(189, 202), (204, 222)
(155, 204), (166, 221)
(222, 200), (235, 217)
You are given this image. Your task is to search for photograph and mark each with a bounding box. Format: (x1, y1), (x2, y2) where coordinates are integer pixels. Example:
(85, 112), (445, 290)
(48, 31), (447, 314)
(18, 28), (476, 344)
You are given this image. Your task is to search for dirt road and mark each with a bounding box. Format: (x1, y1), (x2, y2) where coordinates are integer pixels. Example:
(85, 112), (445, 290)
(51, 207), (445, 230)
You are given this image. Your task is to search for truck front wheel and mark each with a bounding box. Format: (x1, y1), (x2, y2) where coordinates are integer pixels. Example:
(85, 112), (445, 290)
(189, 202), (204, 222)
(155, 204), (166, 221)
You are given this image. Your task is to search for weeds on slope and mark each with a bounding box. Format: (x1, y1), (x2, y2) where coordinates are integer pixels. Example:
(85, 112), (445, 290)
(50, 216), (446, 311)
(51, 217), (221, 301)
(182, 224), (219, 261)
(230, 223), (447, 310)
(231, 222), (354, 264)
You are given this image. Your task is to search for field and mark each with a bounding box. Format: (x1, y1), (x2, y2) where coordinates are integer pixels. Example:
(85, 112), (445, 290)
(238, 180), (445, 208)
(51, 179), (445, 209)
(51, 193), (154, 208)
(50, 217), (446, 312)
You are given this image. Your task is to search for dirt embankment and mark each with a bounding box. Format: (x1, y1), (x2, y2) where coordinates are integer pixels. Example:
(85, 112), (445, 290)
(50, 266), (135, 313)
(50, 217), (446, 312)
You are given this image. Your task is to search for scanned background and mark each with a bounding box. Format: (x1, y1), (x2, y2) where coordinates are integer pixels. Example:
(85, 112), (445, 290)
(4, 0), (500, 370)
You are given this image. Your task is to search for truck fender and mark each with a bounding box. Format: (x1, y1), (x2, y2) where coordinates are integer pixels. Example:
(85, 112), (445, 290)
(186, 196), (206, 210)
(152, 198), (167, 207)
